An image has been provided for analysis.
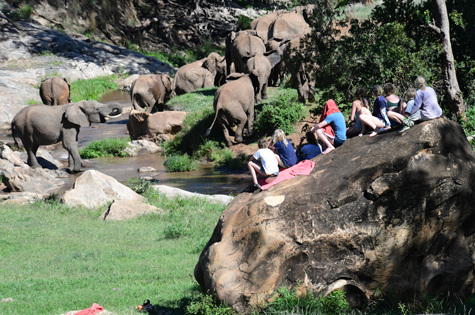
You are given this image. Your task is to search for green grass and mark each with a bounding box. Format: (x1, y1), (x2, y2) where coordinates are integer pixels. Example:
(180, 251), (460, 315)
(167, 87), (217, 113)
(26, 99), (39, 105)
(164, 154), (199, 172)
(0, 190), (226, 315)
(70, 75), (118, 102)
(78, 137), (130, 158)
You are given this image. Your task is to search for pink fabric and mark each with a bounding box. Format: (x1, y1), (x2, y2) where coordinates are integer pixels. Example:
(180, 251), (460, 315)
(74, 303), (104, 315)
(258, 160), (315, 190)
(319, 99), (340, 137)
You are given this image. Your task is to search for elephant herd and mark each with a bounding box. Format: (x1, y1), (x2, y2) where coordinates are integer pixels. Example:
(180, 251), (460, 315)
(11, 6), (318, 173)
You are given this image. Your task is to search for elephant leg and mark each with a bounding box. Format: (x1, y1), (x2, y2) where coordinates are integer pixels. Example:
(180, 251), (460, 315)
(62, 128), (83, 172)
(234, 110), (248, 143)
(218, 115), (233, 147)
(262, 82), (268, 100)
(26, 144), (41, 169)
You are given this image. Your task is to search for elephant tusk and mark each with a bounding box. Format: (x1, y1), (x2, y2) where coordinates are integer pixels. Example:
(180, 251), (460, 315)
(107, 113), (123, 119)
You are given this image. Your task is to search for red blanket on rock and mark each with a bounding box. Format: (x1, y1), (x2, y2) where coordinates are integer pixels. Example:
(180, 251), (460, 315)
(258, 160), (315, 190)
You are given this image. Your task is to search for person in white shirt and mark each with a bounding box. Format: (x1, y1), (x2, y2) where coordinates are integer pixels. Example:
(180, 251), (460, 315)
(248, 138), (280, 190)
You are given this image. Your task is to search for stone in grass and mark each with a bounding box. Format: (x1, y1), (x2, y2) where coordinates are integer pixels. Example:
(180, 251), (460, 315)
(62, 170), (144, 209)
(99, 199), (162, 221)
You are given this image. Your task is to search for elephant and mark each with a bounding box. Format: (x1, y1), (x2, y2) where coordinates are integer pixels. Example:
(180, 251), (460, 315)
(246, 50), (281, 103)
(39, 76), (71, 105)
(283, 36), (316, 104)
(173, 52), (226, 96)
(225, 30), (266, 76)
(11, 101), (123, 172)
(249, 10), (284, 41)
(130, 74), (172, 113)
(205, 71), (260, 147)
(266, 38), (291, 86)
(267, 11), (311, 42)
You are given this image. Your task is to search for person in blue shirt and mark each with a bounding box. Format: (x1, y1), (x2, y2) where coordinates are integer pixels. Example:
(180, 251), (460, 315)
(310, 99), (347, 154)
(296, 131), (322, 161)
(268, 129), (297, 168)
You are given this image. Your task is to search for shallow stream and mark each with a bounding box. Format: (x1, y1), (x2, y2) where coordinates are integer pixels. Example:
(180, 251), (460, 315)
(9, 90), (249, 195)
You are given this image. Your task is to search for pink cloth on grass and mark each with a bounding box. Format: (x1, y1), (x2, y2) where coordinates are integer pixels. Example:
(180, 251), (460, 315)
(74, 303), (104, 315)
(258, 160), (315, 190)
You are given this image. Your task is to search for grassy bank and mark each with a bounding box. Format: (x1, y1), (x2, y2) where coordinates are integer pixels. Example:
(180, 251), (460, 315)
(70, 75), (118, 102)
(0, 186), (225, 315)
(163, 86), (309, 171)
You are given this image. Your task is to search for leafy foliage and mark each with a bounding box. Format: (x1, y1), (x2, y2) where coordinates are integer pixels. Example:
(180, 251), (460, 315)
(266, 287), (350, 315)
(164, 154), (199, 172)
(254, 89), (306, 136)
(126, 177), (152, 194)
(186, 294), (235, 315)
(78, 137), (130, 158)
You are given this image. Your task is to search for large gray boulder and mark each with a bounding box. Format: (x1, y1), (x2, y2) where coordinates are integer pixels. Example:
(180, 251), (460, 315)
(194, 118), (475, 312)
(62, 170), (144, 209)
(99, 199), (161, 221)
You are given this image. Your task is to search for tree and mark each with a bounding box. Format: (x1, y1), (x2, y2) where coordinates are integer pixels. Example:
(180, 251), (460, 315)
(428, 0), (465, 121)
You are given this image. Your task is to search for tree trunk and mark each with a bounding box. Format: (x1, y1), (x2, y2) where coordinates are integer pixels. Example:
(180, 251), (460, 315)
(431, 0), (465, 121)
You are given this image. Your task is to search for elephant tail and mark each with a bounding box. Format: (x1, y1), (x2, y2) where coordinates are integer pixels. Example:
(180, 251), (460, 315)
(11, 120), (18, 148)
(205, 96), (221, 137)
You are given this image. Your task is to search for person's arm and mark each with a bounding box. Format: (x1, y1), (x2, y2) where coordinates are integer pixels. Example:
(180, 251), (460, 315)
(350, 101), (358, 121)
(411, 90), (423, 114)
(297, 136), (306, 152)
(310, 120), (329, 132)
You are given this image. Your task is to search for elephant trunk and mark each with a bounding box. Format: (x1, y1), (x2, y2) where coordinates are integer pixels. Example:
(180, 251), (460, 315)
(106, 103), (123, 118)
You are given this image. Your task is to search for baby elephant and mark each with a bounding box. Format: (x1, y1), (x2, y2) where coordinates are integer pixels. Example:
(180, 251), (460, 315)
(205, 71), (260, 147)
(130, 74), (173, 113)
(12, 101), (123, 172)
(39, 76), (71, 105)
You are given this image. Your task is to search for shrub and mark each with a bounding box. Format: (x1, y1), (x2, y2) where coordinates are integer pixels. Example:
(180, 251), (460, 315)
(193, 140), (232, 164)
(164, 154), (199, 172)
(78, 137), (130, 158)
(186, 294), (235, 315)
(237, 15), (252, 30)
(126, 178), (151, 195)
(265, 287), (350, 315)
(462, 104), (475, 136)
(254, 89), (306, 136)
(163, 224), (186, 239)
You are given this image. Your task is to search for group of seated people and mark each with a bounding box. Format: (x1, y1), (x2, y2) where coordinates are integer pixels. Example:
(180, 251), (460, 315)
(248, 75), (443, 190)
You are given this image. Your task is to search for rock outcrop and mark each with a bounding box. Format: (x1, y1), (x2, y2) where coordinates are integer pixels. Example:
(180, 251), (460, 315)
(194, 119), (475, 312)
(99, 199), (161, 221)
(62, 170), (144, 208)
(153, 185), (234, 205)
(127, 110), (187, 141)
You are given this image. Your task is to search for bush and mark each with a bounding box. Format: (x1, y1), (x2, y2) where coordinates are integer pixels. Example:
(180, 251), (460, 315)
(78, 137), (130, 158)
(254, 89), (306, 136)
(126, 178), (152, 195)
(186, 294), (235, 315)
(462, 104), (475, 136)
(266, 287), (350, 315)
(164, 154), (199, 172)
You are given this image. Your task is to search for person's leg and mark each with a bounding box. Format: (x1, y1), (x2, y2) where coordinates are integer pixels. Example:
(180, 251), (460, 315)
(316, 129), (335, 154)
(388, 111), (404, 125)
(346, 125), (361, 138)
(248, 160), (263, 186)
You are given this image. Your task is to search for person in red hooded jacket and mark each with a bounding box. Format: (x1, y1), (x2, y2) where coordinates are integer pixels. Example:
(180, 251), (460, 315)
(310, 99), (347, 154)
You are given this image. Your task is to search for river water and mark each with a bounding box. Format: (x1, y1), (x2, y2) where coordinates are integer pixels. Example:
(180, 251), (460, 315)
(10, 90), (250, 195)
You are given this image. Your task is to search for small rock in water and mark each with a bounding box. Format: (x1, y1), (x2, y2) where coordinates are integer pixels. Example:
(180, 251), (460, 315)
(138, 166), (157, 173)
(92, 125), (99, 128)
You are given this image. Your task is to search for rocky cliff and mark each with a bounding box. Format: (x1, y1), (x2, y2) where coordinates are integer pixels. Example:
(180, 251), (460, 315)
(195, 118), (475, 312)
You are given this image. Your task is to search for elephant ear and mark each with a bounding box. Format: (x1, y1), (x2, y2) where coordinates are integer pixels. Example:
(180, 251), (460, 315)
(264, 50), (282, 69)
(64, 78), (71, 103)
(161, 75), (172, 92)
(65, 104), (91, 127)
(226, 73), (246, 83)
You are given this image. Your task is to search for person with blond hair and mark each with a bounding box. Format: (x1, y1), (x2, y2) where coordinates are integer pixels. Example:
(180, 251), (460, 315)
(359, 85), (391, 137)
(269, 129), (297, 168)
